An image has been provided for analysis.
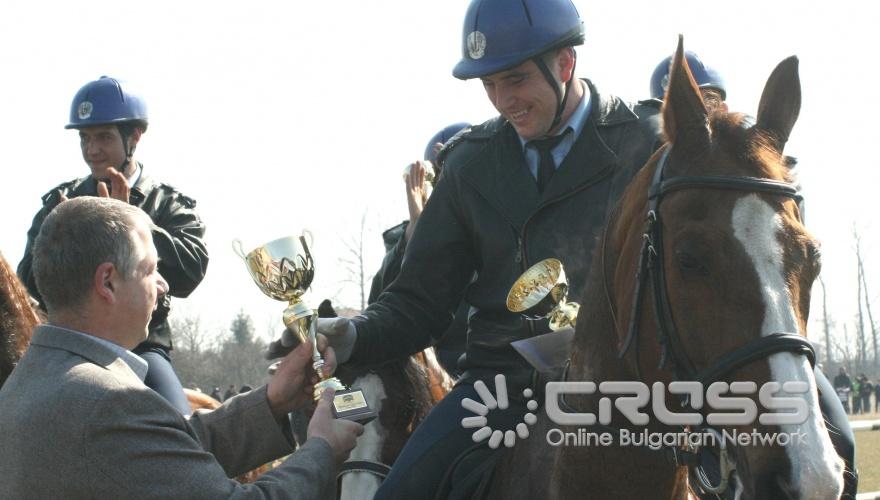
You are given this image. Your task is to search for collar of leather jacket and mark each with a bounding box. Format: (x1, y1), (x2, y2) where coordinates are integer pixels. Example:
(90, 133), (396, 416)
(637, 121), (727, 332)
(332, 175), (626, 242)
(438, 80), (640, 228)
(58, 163), (157, 204)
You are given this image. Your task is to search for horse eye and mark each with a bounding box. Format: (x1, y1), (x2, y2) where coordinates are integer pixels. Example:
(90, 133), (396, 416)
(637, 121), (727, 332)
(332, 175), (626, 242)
(675, 250), (709, 276)
(808, 244), (822, 275)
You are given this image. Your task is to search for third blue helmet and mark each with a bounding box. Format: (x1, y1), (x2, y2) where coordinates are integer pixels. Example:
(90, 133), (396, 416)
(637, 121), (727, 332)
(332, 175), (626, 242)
(650, 51), (726, 100)
(424, 122), (471, 163)
(452, 0), (585, 80)
(65, 76), (148, 130)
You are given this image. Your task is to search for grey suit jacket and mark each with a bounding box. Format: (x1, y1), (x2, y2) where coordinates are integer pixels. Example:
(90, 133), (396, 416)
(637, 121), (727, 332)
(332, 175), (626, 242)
(0, 325), (336, 499)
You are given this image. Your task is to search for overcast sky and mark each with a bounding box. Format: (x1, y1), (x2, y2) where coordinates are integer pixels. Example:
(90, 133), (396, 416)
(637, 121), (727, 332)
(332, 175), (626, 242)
(0, 0), (876, 346)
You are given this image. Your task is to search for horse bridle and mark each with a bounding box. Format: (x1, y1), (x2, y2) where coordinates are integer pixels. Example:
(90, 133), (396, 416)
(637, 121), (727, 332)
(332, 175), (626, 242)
(616, 146), (815, 385)
(606, 146), (816, 495)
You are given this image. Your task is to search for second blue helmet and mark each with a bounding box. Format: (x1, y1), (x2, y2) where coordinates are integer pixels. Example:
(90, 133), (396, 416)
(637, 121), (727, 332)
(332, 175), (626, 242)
(66, 76), (148, 130)
(650, 51), (726, 100)
(424, 122), (471, 163)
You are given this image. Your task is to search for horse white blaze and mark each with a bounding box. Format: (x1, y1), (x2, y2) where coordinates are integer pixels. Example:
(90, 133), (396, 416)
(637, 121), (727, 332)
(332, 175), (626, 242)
(339, 374), (387, 500)
(731, 195), (843, 499)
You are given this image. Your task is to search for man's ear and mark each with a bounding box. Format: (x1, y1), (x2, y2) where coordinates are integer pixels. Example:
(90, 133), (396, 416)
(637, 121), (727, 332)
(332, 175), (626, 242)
(127, 128), (143, 153)
(558, 47), (576, 83)
(94, 262), (117, 303)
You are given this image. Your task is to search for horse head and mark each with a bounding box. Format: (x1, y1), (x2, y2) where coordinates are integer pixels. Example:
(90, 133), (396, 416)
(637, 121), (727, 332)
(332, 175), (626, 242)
(577, 38), (842, 499)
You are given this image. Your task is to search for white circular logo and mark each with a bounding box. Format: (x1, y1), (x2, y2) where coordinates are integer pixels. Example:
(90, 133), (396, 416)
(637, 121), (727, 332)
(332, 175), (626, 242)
(77, 101), (93, 120)
(460, 374), (539, 449)
(467, 31), (487, 60)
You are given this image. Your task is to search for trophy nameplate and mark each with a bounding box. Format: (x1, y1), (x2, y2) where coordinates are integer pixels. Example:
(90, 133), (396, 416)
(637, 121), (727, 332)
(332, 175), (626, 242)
(332, 388), (377, 424)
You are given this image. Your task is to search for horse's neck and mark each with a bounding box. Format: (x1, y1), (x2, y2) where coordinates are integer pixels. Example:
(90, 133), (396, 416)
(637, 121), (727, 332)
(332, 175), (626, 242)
(413, 348), (453, 403)
(0, 256), (40, 388)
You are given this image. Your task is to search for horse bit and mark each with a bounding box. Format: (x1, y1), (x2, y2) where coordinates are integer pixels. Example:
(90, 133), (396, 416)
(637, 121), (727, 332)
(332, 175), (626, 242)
(614, 146), (816, 495)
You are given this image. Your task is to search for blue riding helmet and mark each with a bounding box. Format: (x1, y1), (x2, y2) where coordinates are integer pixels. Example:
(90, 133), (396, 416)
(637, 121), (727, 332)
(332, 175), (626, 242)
(452, 0), (584, 80)
(65, 76), (148, 130)
(650, 51), (726, 100)
(424, 122), (471, 163)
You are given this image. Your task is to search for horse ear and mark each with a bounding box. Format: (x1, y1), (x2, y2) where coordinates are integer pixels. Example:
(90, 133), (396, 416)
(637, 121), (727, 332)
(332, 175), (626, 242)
(662, 35), (710, 150)
(755, 56), (801, 152)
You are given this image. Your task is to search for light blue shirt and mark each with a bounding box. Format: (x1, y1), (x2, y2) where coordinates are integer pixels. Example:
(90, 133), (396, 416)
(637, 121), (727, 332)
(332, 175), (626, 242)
(519, 81), (592, 180)
(128, 163), (142, 188)
(56, 326), (149, 381)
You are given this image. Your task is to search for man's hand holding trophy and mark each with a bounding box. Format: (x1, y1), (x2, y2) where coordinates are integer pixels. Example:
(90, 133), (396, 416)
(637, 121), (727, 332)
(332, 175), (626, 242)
(233, 232), (376, 424)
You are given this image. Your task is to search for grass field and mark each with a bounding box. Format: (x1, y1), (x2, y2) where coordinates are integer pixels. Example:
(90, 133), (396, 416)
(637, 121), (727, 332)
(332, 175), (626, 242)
(853, 411), (880, 495)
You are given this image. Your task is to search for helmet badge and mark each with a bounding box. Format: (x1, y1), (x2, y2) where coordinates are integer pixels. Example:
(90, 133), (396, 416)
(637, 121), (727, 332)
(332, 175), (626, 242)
(77, 101), (93, 120)
(467, 31), (487, 60)
(660, 74), (670, 94)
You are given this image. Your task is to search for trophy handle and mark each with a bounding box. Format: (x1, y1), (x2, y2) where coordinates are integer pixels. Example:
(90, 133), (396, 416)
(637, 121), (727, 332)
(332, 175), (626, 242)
(301, 230), (314, 251)
(231, 238), (248, 260)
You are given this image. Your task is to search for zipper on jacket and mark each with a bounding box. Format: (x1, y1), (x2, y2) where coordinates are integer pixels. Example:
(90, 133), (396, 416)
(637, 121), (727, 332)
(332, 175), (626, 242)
(516, 166), (614, 339)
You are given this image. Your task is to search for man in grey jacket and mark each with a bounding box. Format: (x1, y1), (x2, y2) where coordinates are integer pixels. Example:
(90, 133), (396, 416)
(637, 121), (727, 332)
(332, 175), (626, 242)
(0, 197), (363, 499)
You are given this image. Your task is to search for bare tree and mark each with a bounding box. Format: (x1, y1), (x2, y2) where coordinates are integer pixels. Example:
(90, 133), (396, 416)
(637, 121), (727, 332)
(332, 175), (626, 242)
(856, 238), (878, 369)
(818, 275), (833, 368)
(172, 315), (206, 354)
(339, 211), (375, 311)
(834, 323), (857, 374)
(854, 226), (868, 371)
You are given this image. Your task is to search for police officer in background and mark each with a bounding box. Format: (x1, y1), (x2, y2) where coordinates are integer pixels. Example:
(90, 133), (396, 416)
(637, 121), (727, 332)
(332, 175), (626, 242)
(364, 122), (472, 376)
(18, 76), (208, 415)
(648, 51), (857, 500)
(269, 0), (659, 497)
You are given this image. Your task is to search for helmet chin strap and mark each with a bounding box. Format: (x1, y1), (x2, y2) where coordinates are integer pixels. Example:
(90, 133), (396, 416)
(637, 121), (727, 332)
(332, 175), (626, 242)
(116, 124), (136, 175)
(533, 50), (578, 137)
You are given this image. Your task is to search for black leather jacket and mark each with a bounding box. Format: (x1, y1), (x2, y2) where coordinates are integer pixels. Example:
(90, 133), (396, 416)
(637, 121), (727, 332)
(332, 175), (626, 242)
(17, 165), (209, 350)
(353, 80), (658, 385)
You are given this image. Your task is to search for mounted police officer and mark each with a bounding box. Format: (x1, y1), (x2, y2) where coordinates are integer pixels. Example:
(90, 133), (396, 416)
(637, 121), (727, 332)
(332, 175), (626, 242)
(17, 76), (208, 415)
(270, 0), (659, 497)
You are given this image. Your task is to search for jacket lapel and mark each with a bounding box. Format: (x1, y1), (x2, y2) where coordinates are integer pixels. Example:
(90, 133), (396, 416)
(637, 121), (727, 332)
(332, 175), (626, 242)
(456, 80), (640, 228)
(540, 80), (640, 202)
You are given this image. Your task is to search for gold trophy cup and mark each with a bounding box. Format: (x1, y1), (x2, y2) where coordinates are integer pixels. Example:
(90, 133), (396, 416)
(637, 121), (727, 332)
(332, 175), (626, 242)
(506, 258), (580, 330)
(233, 233), (375, 423)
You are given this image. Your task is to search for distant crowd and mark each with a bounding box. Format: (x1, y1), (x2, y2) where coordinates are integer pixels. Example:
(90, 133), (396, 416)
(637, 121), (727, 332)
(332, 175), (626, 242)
(832, 367), (879, 414)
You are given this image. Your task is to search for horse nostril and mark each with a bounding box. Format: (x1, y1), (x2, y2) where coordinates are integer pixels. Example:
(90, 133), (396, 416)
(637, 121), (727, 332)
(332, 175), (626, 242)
(774, 475), (798, 500)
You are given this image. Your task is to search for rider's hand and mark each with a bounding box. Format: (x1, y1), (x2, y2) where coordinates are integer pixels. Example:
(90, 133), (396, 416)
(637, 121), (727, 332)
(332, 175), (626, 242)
(403, 160), (432, 241)
(265, 317), (357, 364)
(96, 167), (131, 203)
(307, 389), (364, 465)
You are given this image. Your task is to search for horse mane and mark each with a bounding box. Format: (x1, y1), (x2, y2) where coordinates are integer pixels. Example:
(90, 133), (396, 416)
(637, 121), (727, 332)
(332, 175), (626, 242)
(0, 251), (40, 388)
(710, 111), (791, 182)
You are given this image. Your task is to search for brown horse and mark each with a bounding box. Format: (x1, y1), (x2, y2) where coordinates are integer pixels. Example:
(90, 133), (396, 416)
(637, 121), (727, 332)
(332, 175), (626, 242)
(0, 250), (39, 389)
(334, 347), (453, 500)
(486, 39), (843, 500)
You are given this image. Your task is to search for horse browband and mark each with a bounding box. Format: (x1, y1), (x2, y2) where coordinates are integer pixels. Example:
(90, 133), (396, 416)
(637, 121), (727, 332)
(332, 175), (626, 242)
(618, 146), (815, 385)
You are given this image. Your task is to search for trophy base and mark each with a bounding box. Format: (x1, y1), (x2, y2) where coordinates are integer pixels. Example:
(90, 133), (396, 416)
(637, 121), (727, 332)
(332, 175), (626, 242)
(331, 388), (377, 424)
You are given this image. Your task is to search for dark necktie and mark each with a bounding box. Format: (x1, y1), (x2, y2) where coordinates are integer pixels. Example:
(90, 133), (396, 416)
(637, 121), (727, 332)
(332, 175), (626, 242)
(527, 129), (570, 193)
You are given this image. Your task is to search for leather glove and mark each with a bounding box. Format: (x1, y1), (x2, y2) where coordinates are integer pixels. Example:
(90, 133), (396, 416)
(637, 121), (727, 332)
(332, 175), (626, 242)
(266, 317), (357, 364)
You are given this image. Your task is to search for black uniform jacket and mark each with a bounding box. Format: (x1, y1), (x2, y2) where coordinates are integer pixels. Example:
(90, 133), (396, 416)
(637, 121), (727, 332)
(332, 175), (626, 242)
(353, 80), (658, 385)
(18, 165), (208, 350)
